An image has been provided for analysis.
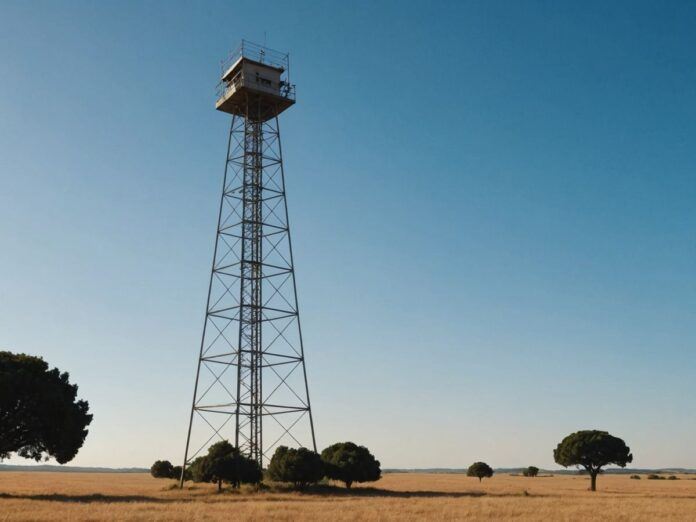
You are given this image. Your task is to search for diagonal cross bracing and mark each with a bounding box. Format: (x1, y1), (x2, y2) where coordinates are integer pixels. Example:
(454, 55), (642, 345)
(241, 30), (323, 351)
(182, 94), (317, 479)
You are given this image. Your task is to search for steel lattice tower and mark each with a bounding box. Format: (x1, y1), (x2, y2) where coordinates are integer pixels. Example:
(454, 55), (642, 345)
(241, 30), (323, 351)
(181, 41), (316, 481)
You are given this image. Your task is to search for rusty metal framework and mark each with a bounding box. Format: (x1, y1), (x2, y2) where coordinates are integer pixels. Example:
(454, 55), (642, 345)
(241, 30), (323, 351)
(181, 73), (316, 481)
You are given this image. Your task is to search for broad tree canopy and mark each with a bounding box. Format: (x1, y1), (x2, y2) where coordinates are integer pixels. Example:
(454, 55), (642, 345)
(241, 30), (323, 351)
(467, 461), (494, 482)
(188, 441), (261, 491)
(267, 446), (324, 489)
(0, 351), (92, 464)
(150, 460), (175, 478)
(554, 430), (632, 491)
(321, 442), (381, 489)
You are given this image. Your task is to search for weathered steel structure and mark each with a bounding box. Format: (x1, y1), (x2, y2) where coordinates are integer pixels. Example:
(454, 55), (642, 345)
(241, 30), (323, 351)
(181, 41), (316, 482)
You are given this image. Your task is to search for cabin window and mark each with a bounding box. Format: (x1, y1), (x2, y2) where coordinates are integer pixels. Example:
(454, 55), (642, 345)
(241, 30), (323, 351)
(254, 72), (272, 87)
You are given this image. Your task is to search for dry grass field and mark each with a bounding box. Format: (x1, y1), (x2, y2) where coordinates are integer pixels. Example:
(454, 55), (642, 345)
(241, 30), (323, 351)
(1, 471), (696, 520)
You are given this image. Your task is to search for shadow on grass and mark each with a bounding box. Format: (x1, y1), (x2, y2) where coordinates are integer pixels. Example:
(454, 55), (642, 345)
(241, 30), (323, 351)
(265, 484), (538, 499)
(0, 485), (538, 503)
(0, 493), (170, 504)
(307, 486), (486, 498)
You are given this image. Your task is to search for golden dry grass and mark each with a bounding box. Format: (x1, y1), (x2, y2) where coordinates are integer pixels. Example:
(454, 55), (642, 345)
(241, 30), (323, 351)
(1, 471), (696, 520)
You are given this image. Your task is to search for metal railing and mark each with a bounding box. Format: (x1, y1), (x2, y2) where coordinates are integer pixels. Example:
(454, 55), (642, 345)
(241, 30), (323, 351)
(216, 68), (296, 102)
(221, 40), (290, 75)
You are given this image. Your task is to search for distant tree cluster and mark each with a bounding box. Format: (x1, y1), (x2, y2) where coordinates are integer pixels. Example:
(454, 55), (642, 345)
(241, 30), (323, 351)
(464, 430), (634, 493)
(646, 474), (678, 481)
(151, 443), (260, 490)
(152, 441), (381, 492)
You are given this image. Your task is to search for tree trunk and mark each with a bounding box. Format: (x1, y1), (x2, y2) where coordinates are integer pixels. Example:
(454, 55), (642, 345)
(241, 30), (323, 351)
(218, 479), (222, 492)
(590, 472), (597, 492)
(346, 480), (353, 489)
(478, 477), (482, 482)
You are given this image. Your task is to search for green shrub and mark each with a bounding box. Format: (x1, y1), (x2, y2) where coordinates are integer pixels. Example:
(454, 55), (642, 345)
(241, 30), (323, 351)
(522, 466), (539, 477)
(321, 442), (381, 489)
(189, 441), (262, 491)
(150, 460), (175, 479)
(267, 446), (324, 489)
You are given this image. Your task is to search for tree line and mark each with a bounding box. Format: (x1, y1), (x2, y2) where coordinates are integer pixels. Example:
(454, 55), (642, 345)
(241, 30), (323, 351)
(152, 441), (381, 491)
(1, 352), (634, 493)
(153, 430), (631, 493)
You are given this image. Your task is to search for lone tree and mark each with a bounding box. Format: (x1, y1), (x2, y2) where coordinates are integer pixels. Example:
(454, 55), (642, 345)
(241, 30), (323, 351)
(0, 351), (93, 464)
(523, 466), (539, 477)
(188, 441), (262, 491)
(554, 430), (632, 491)
(150, 460), (175, 479)
(267, 446), (324, 489)
(467, 462), (494, 482)
(321, 442), (381, 489)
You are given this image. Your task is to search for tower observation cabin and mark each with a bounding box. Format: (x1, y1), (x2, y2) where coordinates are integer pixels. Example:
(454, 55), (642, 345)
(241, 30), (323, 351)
(215, 40), (295, 122)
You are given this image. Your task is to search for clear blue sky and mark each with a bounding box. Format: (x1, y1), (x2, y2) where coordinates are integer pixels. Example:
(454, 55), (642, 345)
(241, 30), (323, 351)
(1, 0), (695, 470)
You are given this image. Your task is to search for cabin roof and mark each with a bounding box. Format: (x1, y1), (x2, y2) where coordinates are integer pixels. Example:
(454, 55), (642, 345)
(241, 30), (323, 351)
(221, 56), (285, 82)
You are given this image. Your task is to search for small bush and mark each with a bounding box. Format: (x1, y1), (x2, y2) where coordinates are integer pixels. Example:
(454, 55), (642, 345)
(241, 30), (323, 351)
(668, 475), (678, 480)
(522, 466), (539, 477)
(647, 474), (666, 480)
(630, 475), (641, 480)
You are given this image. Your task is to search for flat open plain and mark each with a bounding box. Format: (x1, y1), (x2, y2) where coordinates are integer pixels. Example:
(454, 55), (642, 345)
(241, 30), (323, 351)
(1, 471), (696, 520)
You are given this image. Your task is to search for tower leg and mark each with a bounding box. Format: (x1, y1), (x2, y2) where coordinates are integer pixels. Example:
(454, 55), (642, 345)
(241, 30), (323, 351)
(180, 117), (236, 487)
